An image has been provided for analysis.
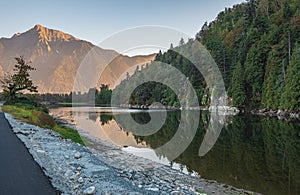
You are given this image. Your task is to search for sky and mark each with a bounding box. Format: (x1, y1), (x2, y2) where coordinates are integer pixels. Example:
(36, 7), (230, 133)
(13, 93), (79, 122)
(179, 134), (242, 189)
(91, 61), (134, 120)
(0, 0), (245, 54)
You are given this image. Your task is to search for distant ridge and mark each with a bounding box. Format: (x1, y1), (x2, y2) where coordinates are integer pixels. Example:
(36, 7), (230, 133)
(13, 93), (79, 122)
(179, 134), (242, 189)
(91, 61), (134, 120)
(0, 25), (156, 93)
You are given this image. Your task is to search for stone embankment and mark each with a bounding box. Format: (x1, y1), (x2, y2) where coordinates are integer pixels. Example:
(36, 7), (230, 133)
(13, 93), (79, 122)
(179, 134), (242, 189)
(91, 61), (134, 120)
(251, 108), (300, 120)
(5, 113), (257, 195)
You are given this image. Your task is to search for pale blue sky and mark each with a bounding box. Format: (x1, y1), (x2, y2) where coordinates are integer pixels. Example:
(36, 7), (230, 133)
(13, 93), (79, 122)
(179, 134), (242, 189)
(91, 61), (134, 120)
(1, 0), (244, 46)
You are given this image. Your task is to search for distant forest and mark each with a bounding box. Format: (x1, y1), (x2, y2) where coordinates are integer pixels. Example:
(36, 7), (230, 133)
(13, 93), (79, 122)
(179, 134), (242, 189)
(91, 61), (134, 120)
(0, 84), (112, 106)
(115, 0), (300, 111)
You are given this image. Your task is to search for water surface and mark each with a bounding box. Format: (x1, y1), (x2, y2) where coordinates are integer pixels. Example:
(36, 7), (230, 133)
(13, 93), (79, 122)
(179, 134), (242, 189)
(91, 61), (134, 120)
(50, 107), (300, 195)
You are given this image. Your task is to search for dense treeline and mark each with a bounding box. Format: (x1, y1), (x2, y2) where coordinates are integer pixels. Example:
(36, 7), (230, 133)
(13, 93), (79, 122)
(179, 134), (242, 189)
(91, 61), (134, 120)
(57, 85), (112, 106)
(115, 0), (300, 111)
(197, 0), (300, 110)
(1, 84), (112, 106)
(113, 40), (209, 108)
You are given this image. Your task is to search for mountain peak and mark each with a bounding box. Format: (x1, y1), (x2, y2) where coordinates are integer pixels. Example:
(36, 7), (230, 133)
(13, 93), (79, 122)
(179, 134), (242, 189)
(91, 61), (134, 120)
(30, 24), (79, 42)
(34, 24), (45, 31)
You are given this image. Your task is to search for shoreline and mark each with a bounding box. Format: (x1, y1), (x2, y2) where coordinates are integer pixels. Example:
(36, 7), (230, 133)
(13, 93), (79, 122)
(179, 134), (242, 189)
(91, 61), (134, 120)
(4, 111), (259, 194)
(49, 102), (300, 121)
(251, 108), (300, 120)
(50, 111), (257, 194)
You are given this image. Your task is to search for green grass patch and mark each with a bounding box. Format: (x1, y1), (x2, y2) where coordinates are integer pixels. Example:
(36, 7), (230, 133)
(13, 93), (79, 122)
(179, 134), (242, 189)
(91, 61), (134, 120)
(195, 188), (208, 195)
(56, 102), (86, 106)
(52, 125), (85, 145)
(2, 104), (85, 145)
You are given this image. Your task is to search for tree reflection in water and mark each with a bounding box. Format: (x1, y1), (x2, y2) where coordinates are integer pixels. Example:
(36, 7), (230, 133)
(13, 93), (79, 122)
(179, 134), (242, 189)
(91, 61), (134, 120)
(99, 111), (299, 195)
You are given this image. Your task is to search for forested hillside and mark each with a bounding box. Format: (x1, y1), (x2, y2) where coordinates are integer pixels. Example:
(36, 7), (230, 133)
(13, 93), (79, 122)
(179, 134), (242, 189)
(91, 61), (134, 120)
(198, 0), (300, 111)
(115, 0), (300, 111)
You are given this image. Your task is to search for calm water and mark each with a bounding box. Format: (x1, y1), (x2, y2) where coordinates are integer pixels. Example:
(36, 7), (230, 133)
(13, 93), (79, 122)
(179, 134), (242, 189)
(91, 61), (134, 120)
(50, 107), (300, 195)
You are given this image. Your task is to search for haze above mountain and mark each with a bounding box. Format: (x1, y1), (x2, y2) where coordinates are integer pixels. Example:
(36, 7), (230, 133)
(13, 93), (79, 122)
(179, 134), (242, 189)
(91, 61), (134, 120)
(0, 24), (155, 93)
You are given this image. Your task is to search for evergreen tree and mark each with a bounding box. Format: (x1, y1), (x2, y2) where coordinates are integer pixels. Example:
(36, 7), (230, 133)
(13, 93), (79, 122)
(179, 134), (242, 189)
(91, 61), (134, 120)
(170, 43), (174, 49)
(244, 42), (266, 108)
(281, 44), (300, 111)
(229, 62), (246, 108)
(95, 84), (112, 106)
(179, 38), (185, 47)
(262, 51), (278, 109)
(1, 56), (38, 100)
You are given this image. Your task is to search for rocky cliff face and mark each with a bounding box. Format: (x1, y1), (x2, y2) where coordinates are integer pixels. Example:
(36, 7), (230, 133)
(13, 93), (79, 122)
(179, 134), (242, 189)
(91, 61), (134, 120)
(0, 25), (155, 93)
(0, 65), (4, 78)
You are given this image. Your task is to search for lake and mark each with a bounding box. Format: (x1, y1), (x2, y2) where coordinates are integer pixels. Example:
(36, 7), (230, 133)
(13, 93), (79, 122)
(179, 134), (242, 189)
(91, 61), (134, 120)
(50, 107), (300, 195)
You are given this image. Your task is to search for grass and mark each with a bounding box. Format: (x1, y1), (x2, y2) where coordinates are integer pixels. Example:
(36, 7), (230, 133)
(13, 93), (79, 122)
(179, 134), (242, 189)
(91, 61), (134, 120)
(195, 188), (208, 195)
(2, 104), (85, 145)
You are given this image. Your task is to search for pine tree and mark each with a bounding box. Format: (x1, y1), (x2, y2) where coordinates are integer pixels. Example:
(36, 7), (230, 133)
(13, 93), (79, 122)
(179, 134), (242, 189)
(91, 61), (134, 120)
(229, 62), (246, 108)
(262, 51), (278, 109)
(244, 42), (266, 108)
(1, 56), (38, 100)
(281, 44), (300, 111)
(179, 38), (185, 47)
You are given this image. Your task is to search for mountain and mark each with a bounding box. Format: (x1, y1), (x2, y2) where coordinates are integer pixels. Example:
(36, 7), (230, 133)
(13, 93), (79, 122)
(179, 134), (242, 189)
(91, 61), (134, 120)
(0, 65), (4, 80)
(0, 24), (155, 93)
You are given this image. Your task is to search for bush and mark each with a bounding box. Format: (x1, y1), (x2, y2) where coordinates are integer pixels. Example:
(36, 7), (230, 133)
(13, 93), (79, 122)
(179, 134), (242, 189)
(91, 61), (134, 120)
(4, 96), (48, 113)
(2, 104), (85, 145)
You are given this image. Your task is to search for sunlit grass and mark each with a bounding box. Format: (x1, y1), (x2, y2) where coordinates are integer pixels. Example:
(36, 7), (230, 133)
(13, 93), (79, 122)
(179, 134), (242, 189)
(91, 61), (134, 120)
(2, 105), (85, 145)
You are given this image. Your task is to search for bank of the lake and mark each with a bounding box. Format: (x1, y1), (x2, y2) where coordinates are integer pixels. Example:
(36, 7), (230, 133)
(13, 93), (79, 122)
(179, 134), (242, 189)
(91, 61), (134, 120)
(50, 106), (300, 195)
(251, 109), (300, 120)
(3, 111), (254, 195)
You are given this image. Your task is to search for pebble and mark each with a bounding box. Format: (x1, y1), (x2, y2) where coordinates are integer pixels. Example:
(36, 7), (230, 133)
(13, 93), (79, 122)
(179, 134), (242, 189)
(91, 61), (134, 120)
(74, 152), (81, 159)
(64, 169), (73, 178)
(36, 149), (46, 154)
(78, 177), (84, 183)
(83, 186), (96, 195)
(73, 184), (80, 190)
(18, 130), (31, 136)
(70, 172), (80, 180)
(146, 187), (159, 192)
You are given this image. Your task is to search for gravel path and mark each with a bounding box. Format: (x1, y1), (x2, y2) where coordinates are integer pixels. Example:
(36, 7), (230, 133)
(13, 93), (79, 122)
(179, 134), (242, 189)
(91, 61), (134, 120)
(4, 113), (258, 195)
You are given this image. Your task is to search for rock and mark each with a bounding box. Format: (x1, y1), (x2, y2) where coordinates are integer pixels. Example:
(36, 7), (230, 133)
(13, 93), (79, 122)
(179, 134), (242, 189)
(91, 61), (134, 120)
(146, 187), (159, 192)
(17, 130), (32, 136)
(73, 184), (80, 190)
(152, 176), (160, 181)
(141, 165), (154, 170)
(70, 166), (76, 171)
(36, 149), (46, 154)
(83, 186), (96, 195)
(74, 152), (81, 159)
(64, 169), (74, 178)
(70, 172), (80, 180)
(290, 113), (296, 118)
(78, 177), (84, 183)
